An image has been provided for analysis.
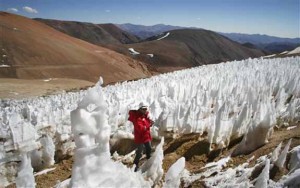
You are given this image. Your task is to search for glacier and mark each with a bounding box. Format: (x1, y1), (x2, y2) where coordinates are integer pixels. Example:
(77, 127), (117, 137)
(0, 56), (300, 187)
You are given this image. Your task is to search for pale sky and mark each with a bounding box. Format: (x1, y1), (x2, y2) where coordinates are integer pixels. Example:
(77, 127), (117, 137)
(1, 0), (299, 38)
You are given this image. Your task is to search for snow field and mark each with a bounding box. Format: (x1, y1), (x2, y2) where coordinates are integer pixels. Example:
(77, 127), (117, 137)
(104, 56), (300, 152)
(0, 56), (300, 186)
(69, 84), (152, 187)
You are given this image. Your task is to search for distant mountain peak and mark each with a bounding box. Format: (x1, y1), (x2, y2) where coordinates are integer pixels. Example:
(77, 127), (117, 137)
(117, 23), (186, 40)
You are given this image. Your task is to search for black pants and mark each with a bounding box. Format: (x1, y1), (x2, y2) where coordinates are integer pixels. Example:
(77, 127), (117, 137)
(134, 141), (151, 168)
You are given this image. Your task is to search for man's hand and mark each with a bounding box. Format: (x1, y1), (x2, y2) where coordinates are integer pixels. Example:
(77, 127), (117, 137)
(150, 120), (154, 126)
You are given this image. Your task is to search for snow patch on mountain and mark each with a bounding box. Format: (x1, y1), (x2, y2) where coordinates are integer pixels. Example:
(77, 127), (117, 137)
(157, 32), (170, 40)
(147, 54), (154, 58)
(288, 46), (300, 54)
(128, 48), (140, 55)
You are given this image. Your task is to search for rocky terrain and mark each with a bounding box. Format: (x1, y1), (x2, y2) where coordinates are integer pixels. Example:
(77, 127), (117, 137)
(0, 78), (93, 100)
(6, 121), (298, 188)
(35, 19), (140, 45)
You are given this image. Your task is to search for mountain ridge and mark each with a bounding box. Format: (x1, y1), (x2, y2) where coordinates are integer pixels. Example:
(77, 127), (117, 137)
(117, 23), (300, 53)
(0, 12), (151, 84)
(118, 23), (300, 43)
(218, 32), (300, 44)
(35, 19), (298, 56)
(116, 23), (186, 40)
(22, 17), (266, 73)
(118, 28), (265, 72)
(34, 18), (140, 46)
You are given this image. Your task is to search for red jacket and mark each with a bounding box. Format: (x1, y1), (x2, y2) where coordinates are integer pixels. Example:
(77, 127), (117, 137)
(128, 110), (152, 144)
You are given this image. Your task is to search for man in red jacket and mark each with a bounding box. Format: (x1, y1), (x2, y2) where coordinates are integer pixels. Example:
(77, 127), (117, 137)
(128, 102), (154, 172)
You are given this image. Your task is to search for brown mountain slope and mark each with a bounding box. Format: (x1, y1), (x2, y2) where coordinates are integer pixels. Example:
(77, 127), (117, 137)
(122, 29), (266, 72)
(34, 19), (265, 74)
(99, 23), (140, 44)
(0, 12), (151, 84)
(34, 18), (140, 45)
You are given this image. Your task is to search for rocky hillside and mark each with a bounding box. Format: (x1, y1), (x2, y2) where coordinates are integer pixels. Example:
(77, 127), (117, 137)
(116, 23), (185, 40)
(0, 12), (151, 84)
(35, 18), (140, 45)
(219, 32), (300, 54)
(33, 19), (266, 73)
(121, 29), (266, 72)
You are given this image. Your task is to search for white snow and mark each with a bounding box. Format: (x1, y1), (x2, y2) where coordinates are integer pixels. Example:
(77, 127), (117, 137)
(201, 156), (231, 177)
(271, 141), (282, 162)
(157, 32), (170, 40)
(275, 138), (292, 168)
(139, 137), (164, 185)
(1, 56), (300, 187)
(287, 46), (300, 55)
(69, 80), (154, 187)
(31, 135), (55, 170)
(288, 146), (300, 173)
(34, 167), (56, 176)
(255, 159), (270, 188)
(0, 64), (10, 67)
(280, 51), (288, 55)
(286, 125), (297, 130)
(282, 168), (300, 187)
(147, 54), (154, 58)
(263, 54), (276, 58)
(128, 48), (140, 55)
(15, 154), (35, 188)
(200, 162), (253, 187)
(163, 157), (185, 188)
(55, 178), (70, 188)
(193, 143), (300, 188)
